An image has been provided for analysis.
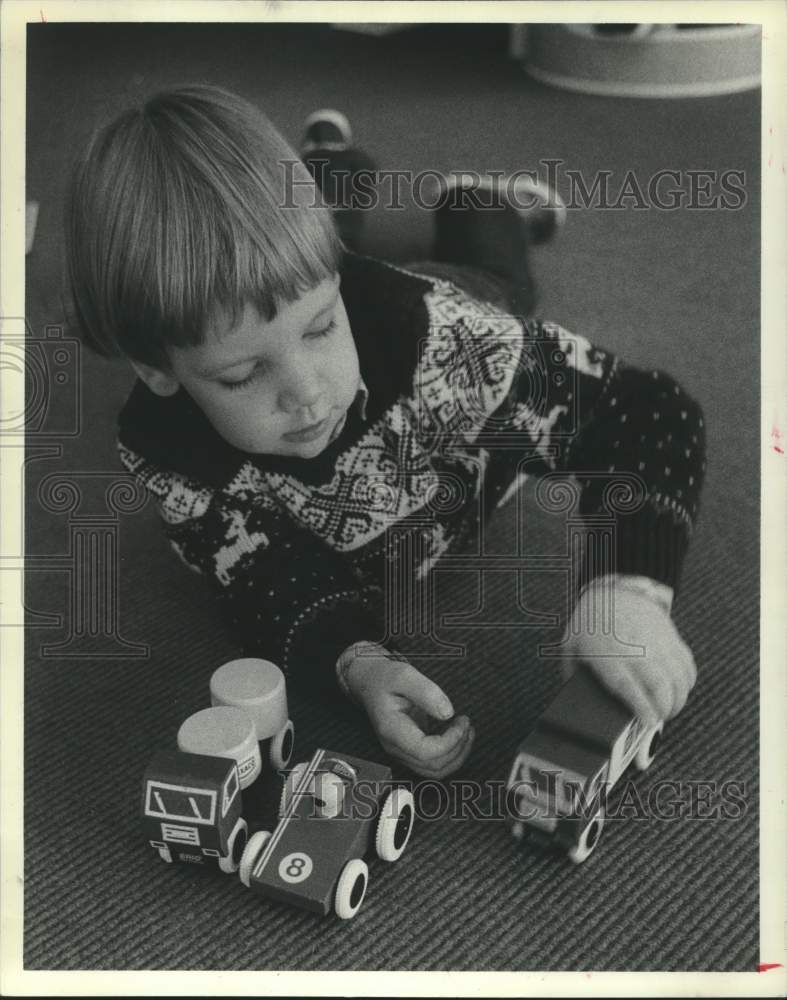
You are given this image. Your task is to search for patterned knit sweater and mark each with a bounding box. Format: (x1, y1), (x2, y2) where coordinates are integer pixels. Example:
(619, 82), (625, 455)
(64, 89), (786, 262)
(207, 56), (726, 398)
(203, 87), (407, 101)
(117, 253), (706, 696)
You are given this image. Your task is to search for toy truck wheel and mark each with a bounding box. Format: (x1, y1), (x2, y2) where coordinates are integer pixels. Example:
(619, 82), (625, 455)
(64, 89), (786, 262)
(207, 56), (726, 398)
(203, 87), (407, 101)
(567, 808), (605, 864)
(334, 858), (368, 919)
(239, 829), (272, 887)
(634, 723), (664, 771)
(156, 845), (173, 864)
(375, 787), (415, 861)
(269, 719), (295, 770)
(218, 817), (249, 874)
(279, 762), (309, 818)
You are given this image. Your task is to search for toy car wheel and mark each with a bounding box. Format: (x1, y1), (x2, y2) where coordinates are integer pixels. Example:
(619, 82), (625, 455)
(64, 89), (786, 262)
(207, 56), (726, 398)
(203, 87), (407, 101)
(634, 722), (664, 771)
(375, 787), (415, 861)
(334, 858), (368, 919)
(279, 762), (309, 818)
(156, 845), (173, 864)
(218, 817), (249, 874)
(567, 807), (605, 864)
(238, 829), (272, 887)
(269, 719), (295, 770)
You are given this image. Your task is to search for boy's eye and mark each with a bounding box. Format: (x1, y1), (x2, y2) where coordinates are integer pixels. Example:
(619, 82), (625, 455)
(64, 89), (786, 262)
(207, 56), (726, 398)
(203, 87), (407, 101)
(221, 366), (264, 391)
(306, 318), (337, 340)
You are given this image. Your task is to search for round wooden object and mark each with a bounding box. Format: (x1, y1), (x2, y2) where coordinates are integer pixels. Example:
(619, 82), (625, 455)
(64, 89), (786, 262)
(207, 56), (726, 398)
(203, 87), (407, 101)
(177, 706), (261, 790)
(210, 658), (288, 740)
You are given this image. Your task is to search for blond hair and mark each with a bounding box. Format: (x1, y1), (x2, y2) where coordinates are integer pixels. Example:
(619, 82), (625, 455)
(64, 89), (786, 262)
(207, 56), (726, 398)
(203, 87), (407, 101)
(66, 85), (341, 367)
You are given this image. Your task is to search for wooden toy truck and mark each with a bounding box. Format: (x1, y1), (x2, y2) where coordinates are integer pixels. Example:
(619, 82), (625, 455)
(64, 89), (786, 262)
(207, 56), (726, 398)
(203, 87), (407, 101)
(141, 749), (248, 873)
(239, 749), (415, 919)
(506, 665), (663, 863)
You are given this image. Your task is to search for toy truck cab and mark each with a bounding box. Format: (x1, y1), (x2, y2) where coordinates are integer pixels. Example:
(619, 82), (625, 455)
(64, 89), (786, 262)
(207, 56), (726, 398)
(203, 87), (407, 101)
(507, 666), (663, 863)
(141, 750), (248, 873)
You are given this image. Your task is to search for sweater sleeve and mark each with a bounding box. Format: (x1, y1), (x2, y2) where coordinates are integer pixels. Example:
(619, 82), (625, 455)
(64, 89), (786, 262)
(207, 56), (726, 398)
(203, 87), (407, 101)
(499, 318), (707, 595)
(117, 443), (385, 699)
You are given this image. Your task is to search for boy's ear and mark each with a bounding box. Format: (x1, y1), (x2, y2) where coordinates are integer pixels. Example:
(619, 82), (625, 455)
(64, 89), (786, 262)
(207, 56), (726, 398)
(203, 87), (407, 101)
(131, 360), (181, 397)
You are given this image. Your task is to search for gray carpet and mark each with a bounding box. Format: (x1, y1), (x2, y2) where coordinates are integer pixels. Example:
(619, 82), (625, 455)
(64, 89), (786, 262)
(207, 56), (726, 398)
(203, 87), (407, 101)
(23, 23), (759, 970)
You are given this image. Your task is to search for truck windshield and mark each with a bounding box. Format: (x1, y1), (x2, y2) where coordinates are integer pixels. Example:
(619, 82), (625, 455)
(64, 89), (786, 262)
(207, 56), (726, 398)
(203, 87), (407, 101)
(144, 782), (217, 825)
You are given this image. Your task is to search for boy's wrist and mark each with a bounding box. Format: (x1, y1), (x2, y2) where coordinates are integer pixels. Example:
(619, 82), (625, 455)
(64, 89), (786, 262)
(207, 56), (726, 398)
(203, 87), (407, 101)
(336, 641), (380, 702)
(578, 574), (674, 615)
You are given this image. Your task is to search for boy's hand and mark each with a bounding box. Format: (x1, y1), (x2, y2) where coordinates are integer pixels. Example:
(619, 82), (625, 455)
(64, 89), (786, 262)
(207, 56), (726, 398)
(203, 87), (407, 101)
(561, 577), (697, 727)
(338, 642), (474, 777)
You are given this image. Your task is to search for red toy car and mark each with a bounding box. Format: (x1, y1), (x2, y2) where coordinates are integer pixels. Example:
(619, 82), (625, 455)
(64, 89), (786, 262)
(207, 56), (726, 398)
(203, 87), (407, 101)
(239, 749), (415, 918)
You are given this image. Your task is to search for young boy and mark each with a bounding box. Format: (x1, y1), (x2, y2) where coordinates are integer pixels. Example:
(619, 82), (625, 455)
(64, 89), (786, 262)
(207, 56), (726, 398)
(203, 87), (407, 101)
(66, 86), (705, 779)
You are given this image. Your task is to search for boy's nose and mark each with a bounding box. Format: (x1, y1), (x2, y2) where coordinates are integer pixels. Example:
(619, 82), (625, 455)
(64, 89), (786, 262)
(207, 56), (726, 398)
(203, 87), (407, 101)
(278, 369), (325, 416)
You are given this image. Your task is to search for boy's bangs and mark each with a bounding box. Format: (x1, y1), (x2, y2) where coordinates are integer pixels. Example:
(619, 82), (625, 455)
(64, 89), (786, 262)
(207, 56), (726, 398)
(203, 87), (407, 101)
(149, 157), (341, 350)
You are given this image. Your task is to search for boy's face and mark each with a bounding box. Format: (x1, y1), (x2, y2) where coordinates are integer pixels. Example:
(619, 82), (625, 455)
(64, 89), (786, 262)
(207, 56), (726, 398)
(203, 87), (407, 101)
(162, 276), (361, 457)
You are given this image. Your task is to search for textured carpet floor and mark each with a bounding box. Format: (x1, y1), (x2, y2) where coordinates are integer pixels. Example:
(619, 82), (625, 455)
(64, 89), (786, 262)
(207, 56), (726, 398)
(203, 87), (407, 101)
(23, 23), (759, 971)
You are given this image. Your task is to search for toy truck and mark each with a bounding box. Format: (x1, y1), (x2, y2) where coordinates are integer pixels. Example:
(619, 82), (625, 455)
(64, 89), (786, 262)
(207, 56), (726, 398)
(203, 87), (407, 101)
(141, 749), (248, 873)
(506, 665), (663, 863)
(239, 749), (415, 919)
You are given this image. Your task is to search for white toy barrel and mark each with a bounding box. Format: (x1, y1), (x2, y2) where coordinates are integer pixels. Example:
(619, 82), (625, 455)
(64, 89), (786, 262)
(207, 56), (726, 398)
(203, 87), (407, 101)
(210, 658), (288, 740)
(177, 705), (261, 790)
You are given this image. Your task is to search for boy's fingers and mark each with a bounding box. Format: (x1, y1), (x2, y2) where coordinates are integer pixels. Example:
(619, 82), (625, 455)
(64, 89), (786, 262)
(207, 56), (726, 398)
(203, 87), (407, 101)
(401, 712), (471, 761)
(645, 650), (679, 720)
(379, 712), (471, 768)
(427, 724), (474, 778)
(669, 666), (689, 717)
(668, 643), (697, 717)
(677, 642), (698, 693)
(687, 647), (698, 689)
(615, 643), (674, 721)
(672, 649), (693, 715)
(395, 666), (454, 722)
(640, 663), (675, 721)
(589, 660), (659, 728)
(418, 718), (473, 769)
(651, 637), (696, 718)
(391, 723), (475, 778)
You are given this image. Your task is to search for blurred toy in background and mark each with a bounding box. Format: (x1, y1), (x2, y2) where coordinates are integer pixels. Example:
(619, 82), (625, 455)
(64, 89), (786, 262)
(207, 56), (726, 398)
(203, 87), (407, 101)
(240, 749), (415, 919)
(507, 665), (663, 863)
(300, 109), (377, 252)
(510, 23), (761, 98)
(141, 749), (248, 872)
(210, 658), (294, 771)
